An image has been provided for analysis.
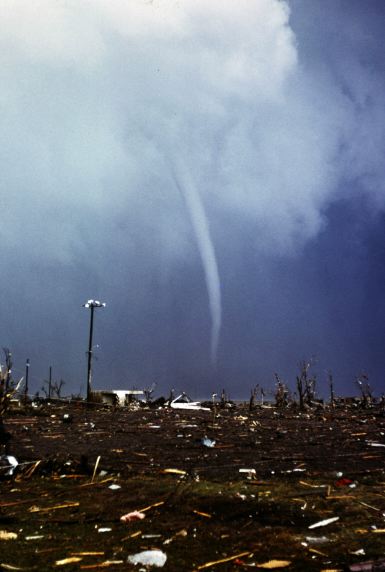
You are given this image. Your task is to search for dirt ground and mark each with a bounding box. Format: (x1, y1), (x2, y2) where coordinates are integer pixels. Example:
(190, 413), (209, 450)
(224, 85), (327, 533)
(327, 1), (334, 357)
(1, 402), (385, 571)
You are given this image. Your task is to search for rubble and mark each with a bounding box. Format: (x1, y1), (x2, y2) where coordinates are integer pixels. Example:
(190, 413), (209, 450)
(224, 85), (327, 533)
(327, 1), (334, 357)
(127, 549), (167, 567)
(1, 402), (385, 570)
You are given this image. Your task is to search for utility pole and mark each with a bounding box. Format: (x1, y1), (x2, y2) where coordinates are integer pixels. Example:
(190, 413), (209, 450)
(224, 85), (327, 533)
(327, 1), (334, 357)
(48, 366), (52, 399)
(83, 300), (106, 403)
(24, 359), (30, 403)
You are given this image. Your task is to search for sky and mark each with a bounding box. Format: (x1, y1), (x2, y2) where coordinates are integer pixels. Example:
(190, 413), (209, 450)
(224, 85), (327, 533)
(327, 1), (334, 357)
(1, 0), (385, 400)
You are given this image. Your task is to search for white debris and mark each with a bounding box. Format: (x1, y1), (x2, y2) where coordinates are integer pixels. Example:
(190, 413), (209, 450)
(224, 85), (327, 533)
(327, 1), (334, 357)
(202, 437), (216, 448)
(127, 549), (167, 567)
(0, 530), (18, 540)
(239, 468), (256, 475)
(305, 536), (330, 544)
(0, 455), (18, 476)
(98, 528), (112, 533)
(350, 548), (365, 555)
(308, 516), (340, 529)
(108, 484), (121, 490)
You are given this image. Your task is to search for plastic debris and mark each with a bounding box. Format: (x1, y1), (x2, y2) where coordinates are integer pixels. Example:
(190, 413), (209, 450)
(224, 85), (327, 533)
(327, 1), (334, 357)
(108, 484), (121, 490)
(201, 437), (216, 448)
(120, 510), (146, 523)
(127, 549), (167, 567)
(0, 455), (18, 476)
(309, 516), (340, 529)
(0, 530), (18, 540)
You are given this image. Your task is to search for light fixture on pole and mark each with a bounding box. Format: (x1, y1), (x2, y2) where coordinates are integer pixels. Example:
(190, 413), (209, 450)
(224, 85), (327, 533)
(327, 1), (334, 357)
(82, 299), (106, 403)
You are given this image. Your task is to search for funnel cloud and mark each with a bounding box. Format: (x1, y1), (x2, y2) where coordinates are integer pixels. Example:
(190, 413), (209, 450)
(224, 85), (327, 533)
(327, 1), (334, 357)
(172, 162), (221, 365)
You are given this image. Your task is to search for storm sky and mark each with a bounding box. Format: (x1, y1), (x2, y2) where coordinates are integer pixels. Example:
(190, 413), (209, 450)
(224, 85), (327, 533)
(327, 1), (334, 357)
(1, 0), (385, 399)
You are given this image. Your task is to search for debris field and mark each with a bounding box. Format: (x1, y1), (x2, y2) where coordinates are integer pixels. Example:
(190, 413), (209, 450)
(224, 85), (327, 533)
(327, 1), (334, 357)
(1, 403), (385, 571)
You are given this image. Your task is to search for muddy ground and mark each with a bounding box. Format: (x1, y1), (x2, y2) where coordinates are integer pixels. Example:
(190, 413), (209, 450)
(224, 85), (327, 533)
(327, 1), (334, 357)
(1, 402), (385, 571)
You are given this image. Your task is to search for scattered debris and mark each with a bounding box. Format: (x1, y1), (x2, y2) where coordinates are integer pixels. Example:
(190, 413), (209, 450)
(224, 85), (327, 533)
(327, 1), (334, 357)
(0, 455), (18, 476)
(55, 557), (82, 566)
(161, 468), (187, 476)
(163, 529), (188, 544)
(256, 561), (292, 569)
(350, 549), (366, 556)
(137, 501), (165, 513)
(28, 502), (79, 513)
(201, 437), (216, 448)
(0, 565), (31, 571)
(0, 530), (18, 540)
(91, 456), (101, 482)
(335, 477), (353, 487)
(127, 549), (167, 567)
(80, 560), (124, 569)
(195, 551), (252, 570)
(192, 509), (212, 518)
(239, 468), (256, 479)
(304, 536), (330, 544)
(170, 393), (210, 411)
(349, 559), (385, 571)
(120, 510), (146, 523)
(97, 528), (112, 533)
(309, 517), (340, 529)
(3, 402), (385, 570)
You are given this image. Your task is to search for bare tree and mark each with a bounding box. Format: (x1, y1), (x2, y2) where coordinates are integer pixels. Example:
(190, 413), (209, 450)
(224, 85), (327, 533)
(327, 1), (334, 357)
(2, 348), (12, 392)
(274, 373), (289, 408)
(52, 379), (66, 399)
(0, 348), (16, 419)
(144, 382), (156, 403)
(355, 372), (372, 408)
(296, 358), (317, 410)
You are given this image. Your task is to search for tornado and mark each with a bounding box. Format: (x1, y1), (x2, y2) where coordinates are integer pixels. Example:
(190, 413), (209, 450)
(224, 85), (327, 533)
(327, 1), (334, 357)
(172, 164), (221, 366)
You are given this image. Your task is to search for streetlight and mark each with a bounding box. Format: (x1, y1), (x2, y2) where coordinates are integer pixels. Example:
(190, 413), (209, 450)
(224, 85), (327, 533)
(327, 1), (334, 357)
(83, 299), (106, 403)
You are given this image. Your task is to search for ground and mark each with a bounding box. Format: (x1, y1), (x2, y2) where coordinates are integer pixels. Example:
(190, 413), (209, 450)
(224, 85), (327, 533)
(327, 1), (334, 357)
(1, 402), (385, 571)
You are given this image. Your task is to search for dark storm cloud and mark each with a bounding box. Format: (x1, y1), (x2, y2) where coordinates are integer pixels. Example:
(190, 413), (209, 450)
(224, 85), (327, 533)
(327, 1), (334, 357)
(0, 0), (384, 398)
